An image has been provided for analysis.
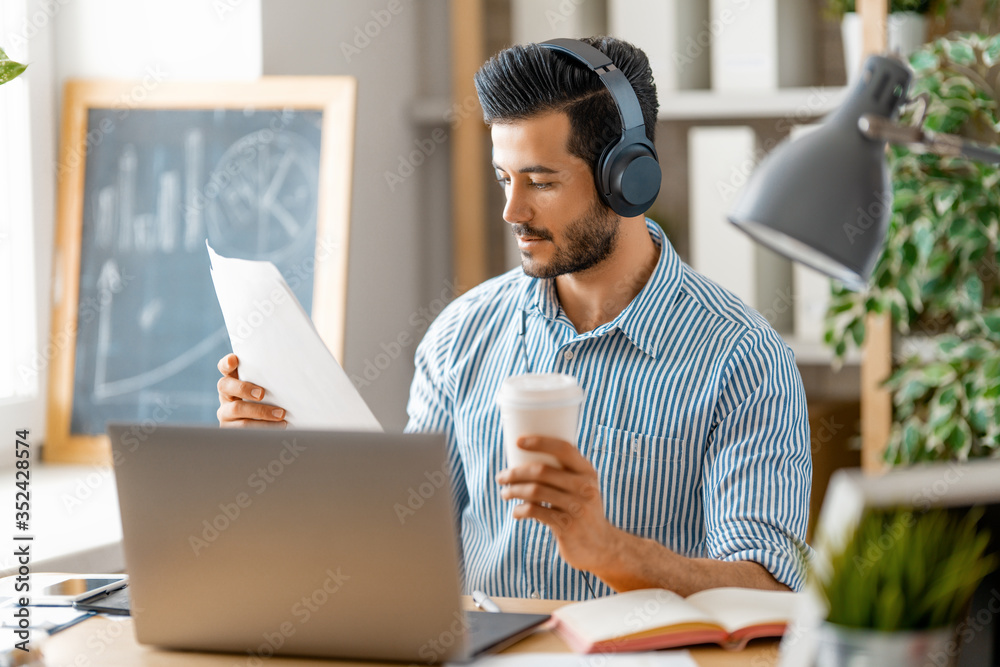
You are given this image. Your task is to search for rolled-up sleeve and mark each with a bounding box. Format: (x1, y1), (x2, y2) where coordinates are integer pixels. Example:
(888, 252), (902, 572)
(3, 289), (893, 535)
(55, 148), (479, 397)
(702, 326), (813, 590)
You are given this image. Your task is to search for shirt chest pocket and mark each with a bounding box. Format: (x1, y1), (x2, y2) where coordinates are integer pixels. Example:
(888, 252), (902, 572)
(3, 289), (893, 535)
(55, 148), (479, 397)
(591, 425), (692, 535)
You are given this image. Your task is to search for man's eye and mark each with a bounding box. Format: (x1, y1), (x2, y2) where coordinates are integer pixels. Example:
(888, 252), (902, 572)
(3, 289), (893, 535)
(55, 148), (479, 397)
(531, 181), (551, 190)
(495, 175), (510, 188)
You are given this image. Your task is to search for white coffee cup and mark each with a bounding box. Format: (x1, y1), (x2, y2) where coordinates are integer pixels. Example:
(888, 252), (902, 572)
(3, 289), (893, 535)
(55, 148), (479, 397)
(496, 373), (585, 469)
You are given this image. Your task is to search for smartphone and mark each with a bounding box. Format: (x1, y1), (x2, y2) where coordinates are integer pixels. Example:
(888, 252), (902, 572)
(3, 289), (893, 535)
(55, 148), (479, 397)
(2, 574), (129, 606)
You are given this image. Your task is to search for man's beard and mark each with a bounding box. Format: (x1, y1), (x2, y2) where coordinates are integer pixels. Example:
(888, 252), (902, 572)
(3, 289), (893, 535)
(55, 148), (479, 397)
(511, 198), (621, 279)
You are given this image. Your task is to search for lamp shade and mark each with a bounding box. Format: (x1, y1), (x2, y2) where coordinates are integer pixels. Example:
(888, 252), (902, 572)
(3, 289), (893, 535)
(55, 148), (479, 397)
(728, 56), (913, 290)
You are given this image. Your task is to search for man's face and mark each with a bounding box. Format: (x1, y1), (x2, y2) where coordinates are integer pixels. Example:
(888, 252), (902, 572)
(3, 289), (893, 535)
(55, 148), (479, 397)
(491, 112), (620, 279)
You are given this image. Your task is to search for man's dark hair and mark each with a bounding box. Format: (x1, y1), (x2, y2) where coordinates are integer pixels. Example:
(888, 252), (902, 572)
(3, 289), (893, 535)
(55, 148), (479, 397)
(473, 36), (658, 180)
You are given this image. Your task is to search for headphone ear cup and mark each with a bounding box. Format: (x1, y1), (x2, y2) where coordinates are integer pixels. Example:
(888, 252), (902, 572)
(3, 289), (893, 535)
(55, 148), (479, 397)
(599, 140), (661, 218)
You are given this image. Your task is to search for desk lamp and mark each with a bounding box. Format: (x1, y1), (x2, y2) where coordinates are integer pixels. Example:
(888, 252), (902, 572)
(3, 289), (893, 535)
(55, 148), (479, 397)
(728, 54), (1000, 291)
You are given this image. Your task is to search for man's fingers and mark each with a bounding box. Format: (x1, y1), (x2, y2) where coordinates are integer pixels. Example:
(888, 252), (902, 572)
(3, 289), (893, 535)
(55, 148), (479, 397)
(217, 400), (286, 424)
(510, 502), (577, 534)
(517, 436), (592, 474)
(217, 353), (240, 378)
(217, 375), (265, 402)
(498, 462), (575, 490)
(501, 482), (577, 512)
(221, 419), (288, 430)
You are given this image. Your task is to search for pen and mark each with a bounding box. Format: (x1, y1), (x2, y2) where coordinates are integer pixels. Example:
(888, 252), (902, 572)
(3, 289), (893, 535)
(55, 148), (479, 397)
(472, 590), (502, 613)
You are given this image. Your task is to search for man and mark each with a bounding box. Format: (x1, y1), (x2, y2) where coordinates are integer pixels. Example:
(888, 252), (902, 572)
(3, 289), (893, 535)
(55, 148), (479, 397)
(217, 36), (811, 601)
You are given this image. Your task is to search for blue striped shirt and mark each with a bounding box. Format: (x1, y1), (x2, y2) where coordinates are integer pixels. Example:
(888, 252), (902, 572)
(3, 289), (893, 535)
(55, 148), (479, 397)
(406, 219), (812, 600)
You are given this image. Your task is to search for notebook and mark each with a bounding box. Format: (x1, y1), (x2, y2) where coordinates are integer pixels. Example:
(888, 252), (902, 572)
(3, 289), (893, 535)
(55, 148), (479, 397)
(551, 587), (799, 653)
(107, 424), (548, 663)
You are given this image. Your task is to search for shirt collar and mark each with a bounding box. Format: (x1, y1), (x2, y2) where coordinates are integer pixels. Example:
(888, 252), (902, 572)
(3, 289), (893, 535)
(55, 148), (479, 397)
(521, 218), (684, 359)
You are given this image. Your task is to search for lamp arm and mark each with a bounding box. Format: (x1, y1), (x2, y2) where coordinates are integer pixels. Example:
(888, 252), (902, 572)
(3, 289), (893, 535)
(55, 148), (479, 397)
(859, 114), (1000, 166)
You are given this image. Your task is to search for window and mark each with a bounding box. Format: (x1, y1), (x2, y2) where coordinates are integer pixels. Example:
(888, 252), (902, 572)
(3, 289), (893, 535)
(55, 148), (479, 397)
(0, 0), (38, 403)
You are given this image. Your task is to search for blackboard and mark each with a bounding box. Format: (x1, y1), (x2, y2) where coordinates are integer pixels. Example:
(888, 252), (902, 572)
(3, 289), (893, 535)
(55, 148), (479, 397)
(48, 79), (357, 462)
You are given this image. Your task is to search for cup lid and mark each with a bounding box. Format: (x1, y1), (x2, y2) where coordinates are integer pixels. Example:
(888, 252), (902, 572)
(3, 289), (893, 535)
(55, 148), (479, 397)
(496, 373), (584, 408)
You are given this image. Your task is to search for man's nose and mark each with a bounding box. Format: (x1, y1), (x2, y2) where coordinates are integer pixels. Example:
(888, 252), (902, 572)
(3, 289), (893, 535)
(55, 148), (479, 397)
(502, 182), (532, 225)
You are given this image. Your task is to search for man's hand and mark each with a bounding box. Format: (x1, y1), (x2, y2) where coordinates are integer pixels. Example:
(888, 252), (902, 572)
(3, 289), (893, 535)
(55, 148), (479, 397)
(495, 436), (790, 595)
(495, 436), (621, 574)
(216, 353), (287, 428)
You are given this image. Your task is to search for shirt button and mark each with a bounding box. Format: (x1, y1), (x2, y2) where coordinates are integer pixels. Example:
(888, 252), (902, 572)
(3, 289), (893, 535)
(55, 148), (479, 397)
(631, 438), (641, 454)
(563, 349), (574, 361)
(530, 591), (541, 599)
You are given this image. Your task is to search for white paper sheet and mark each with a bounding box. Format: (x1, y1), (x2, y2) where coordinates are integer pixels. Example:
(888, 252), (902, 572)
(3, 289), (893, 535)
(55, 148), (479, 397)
(207, 242), (381, 431)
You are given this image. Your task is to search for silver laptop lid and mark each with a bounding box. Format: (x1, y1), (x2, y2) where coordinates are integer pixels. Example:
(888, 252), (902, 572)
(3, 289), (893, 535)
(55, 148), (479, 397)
(108, 424), (467, 663)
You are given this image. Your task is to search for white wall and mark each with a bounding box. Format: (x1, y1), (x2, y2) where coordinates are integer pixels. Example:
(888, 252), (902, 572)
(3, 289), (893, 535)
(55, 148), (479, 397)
(0, 0), (52, 447)
(2, 0), (449, 447)
(54, 0), (261, 80)
(0, 0), (263, 447)
(262, 0), (453, 431)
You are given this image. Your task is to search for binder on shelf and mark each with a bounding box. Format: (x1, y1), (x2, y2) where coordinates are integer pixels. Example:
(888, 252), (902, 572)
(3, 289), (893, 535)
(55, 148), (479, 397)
(608, 0), (710, 93)
(709, 0), (815, 91)
(689, 125), (758, 308)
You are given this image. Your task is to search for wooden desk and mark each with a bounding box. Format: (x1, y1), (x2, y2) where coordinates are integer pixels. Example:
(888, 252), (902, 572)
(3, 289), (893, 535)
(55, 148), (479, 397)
(43, 597), (779, 666)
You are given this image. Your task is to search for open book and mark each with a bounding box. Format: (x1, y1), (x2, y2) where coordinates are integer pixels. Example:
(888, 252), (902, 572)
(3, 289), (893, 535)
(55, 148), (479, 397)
(552, 587), (800, 653)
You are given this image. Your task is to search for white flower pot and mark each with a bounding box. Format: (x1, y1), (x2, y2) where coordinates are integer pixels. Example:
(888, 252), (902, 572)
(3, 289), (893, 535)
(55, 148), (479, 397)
(815, 622), (956, 667)
(841, 11), (929, 83)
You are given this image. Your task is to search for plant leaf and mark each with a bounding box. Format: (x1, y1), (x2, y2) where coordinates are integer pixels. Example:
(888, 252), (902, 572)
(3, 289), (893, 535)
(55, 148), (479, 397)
(0, 47), (27, 86)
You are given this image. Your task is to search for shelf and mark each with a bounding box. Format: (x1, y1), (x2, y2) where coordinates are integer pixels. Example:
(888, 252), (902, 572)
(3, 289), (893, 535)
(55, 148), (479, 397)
(657, 86), (849, 121)
(413, 86), (850, 127)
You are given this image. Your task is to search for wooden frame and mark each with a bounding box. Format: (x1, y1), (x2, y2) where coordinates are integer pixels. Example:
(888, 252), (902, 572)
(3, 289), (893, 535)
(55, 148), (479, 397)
(46, 77), (357, 464)
(450, 0), (489, 290)
(856, 0), (893, 473)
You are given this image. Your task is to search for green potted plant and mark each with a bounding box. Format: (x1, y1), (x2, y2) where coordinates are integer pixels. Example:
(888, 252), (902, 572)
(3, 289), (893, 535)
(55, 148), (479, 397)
(826, 0), (964, 81)
(824, 33), (1000, 464)
(0, 47), (27, 85)
(813, 507), (996, 666)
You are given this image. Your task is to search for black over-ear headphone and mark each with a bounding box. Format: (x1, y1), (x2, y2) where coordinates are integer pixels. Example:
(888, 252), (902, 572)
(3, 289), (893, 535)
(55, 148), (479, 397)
(539, 38), (661, 218)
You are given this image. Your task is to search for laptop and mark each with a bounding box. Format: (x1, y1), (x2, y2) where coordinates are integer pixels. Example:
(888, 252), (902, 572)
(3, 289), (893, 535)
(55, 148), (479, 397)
(107, 424), (548, 663)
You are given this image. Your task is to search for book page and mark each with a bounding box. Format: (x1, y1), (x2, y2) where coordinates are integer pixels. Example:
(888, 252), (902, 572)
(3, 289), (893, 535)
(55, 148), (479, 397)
(684, 587), (800, 635)
(553, 589), (718, 643)
(207, 242), (382, 431)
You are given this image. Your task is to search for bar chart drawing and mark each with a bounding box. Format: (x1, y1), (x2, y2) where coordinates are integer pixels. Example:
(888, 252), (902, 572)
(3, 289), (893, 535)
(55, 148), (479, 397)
(71, 108), (324, 434)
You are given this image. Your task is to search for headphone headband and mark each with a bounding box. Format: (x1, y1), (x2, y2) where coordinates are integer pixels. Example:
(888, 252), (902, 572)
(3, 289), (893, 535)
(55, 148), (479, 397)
(537, 38), (661, 218)
(539, 38), (646, 136)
